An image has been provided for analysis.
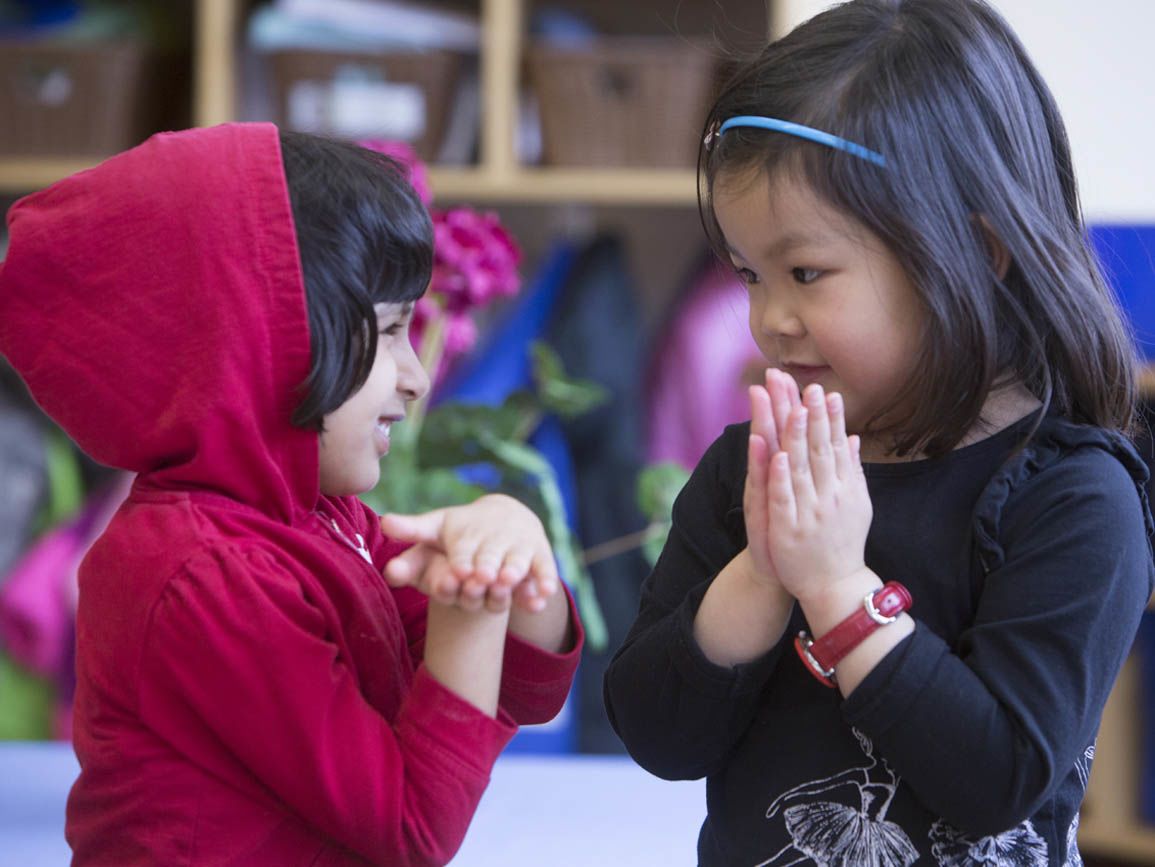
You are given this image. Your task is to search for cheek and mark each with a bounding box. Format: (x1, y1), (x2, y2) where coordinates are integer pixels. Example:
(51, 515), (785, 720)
(816, 320), (916, 411)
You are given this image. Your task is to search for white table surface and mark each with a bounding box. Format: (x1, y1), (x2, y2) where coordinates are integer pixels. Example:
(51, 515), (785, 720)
(0, 744), (704, 866)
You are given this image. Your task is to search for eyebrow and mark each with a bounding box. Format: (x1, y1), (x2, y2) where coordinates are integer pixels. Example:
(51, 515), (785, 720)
(375, 302), (415, 318)
(727, 232), (836, 262)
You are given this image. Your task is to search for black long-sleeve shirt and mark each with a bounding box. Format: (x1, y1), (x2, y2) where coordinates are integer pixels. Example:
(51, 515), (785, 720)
(605, 414), (1154, 866)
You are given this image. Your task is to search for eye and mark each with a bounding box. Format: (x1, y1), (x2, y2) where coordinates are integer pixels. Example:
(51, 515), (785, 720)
(791, 267), (822, 285)
(380, 310), (415, 336)
(733, 266), (760, 285)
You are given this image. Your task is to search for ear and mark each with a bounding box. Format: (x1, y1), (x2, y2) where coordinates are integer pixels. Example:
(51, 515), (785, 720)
(975, 215), (1012, 280)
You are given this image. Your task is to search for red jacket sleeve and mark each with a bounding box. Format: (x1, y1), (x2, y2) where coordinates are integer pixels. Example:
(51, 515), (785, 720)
(136, 545), (514, 867)
(349, 496), (585, 724)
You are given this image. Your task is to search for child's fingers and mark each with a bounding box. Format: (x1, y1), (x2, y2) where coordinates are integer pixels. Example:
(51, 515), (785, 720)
(421, 553), (462, 604)
(745, 432), (771, 557)
(446, 532), (484, 579)
(828, 392), (851, 480)
(767, 450), (797, 525)
(747, 385), (772, 528)
(803, 384), (835, 492)
(750, 384), (778, 454)
(785, 404), (817, 508)
(514, 580), (547, 613)
(468, 538), (507, 583)
(767, 368), (802, 441)
(383, 545), (434, 587)
(457, 577), (487, 611)
(483, 582), (513, 613)
(850, 434), (864, 474)
(380, 510), (447, 546)
(497, 549), (534, 588)
(530, 549), (560, 597)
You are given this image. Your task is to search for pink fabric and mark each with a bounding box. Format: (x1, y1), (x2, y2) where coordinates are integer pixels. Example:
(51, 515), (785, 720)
(647, 261), (764, 469)
(0, 124), (581, 866)
(0, 513), (83, 678)
(0, 475), (130, 739)
(0, 475), (131, 674)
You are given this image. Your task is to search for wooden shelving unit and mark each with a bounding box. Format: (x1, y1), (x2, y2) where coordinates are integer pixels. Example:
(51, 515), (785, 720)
(1082, 651), (1155, 863)
(0, 0), (700, 204)
(2, 0), (1153, 861)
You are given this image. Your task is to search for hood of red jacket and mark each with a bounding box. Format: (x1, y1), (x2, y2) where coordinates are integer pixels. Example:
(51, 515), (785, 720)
(0, 123), (318, 522)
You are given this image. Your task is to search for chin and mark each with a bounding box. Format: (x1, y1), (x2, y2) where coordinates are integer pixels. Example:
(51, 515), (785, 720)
(321, 467), (380, 498)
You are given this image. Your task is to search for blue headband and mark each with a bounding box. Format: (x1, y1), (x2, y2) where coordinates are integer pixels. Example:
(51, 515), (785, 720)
(715, 115), (888, 168)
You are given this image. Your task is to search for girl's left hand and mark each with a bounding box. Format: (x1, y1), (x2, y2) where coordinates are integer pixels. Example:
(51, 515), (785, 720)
(765, 382), (874, 606)
(380, 494), (559, 613)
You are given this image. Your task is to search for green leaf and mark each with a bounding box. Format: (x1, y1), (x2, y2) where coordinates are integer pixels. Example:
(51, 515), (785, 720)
(529, 342), (610, 419)
(478, 432), (608, 651)
(357, 350), (613, 652)
(361, 440), (486, 515)
(636, 463), (691, 568)
(417, 401), (530, 467)
(641, 526), (668, 568)
(637, 462), (691, 521)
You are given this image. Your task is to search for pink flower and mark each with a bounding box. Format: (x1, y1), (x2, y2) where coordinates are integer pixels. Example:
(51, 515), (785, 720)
(356, 139), (522, 390)
(356, 138), (432, 206)
(410, 298), (480, 385)
(431, 208), (521, 313)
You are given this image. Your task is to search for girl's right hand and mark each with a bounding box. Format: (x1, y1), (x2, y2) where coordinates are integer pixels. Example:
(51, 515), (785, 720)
(743, 369), (802, 587)
(380, 495), (558, 614)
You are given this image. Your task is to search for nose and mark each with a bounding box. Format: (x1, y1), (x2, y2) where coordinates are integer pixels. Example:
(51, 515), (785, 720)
(752, 290), (805, 341)
(399, 341), (430, 401)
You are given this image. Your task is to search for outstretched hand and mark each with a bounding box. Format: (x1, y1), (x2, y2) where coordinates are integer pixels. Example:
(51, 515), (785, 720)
(380, 494), (559, 614)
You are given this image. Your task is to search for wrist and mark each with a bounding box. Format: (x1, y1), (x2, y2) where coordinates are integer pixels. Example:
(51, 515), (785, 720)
(507, 591), (573, 654)
(796, 567), (881, 638)
(428, 597), (512, 629)
(794, 579), (913, 689)
(736, 548), (792, 601)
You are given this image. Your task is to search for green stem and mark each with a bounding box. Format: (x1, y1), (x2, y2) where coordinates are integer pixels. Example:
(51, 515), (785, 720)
(512, 409), (543, 444)
(479, 433), (608, 652)
(581, 524), (665, 566)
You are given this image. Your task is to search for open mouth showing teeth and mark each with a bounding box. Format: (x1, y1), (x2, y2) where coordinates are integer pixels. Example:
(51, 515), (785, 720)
(376, 420), (392, 437)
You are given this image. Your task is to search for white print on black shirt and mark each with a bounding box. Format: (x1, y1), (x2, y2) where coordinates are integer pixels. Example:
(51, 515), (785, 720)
(755, 729), (918, 867)
(1061, 742), (1095, 867)
(927, 819), (1047, 866)
(751, 728), (1097, 866)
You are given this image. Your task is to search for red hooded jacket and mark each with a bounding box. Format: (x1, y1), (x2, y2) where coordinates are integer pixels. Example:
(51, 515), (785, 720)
(0, 123), (582, 866)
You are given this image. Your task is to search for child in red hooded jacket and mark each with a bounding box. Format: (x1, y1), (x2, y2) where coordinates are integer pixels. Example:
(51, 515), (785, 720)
(0, 124), (582, 866)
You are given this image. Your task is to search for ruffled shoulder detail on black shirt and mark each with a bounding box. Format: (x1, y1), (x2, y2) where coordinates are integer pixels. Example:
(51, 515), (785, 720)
(972, 415), (1154, 573)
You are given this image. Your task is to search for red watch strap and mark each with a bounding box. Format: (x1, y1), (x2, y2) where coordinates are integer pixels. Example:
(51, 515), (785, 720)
(794, 581), (912, 687)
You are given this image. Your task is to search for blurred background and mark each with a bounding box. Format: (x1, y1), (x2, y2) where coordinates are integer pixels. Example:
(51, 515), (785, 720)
(0, 1), (1153, 865)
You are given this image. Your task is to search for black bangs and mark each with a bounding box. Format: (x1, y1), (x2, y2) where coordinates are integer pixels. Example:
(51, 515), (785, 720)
(699, 0), (1137, 455)
(280, 131), (433, 431)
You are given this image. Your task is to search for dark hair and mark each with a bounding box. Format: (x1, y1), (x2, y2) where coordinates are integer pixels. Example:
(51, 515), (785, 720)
(700, 0), (1137, 456)
(280, 131), (432, 430)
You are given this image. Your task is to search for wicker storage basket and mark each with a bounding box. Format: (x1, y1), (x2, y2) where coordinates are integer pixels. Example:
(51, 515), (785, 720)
(0, 39), (174, 157)
(527, 39), (719, 168)
(266, 49), (462, 160)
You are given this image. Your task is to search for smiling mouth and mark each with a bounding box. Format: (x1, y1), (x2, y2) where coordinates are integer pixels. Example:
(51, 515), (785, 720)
(374, 418), (396, 455)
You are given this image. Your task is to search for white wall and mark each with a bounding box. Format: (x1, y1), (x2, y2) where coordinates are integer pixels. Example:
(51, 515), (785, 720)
(773, 0), (1155, 223)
